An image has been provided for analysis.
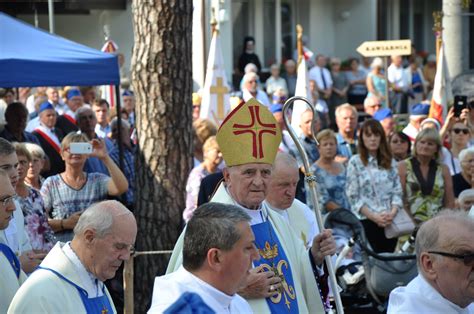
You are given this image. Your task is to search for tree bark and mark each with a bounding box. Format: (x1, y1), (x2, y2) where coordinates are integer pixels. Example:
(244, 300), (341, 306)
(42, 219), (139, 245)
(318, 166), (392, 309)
(131, 1), (193, 312)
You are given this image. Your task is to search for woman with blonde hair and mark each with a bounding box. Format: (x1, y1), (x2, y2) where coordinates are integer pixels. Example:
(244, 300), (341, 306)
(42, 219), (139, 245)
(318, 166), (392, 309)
(24, 143), (46, 189)
(398, 128), (454, 224)
(312, 129), (350, 213)
(346, 119), (403, 252)
(366, 57), (387, 107)
(40, 133), (128, 242)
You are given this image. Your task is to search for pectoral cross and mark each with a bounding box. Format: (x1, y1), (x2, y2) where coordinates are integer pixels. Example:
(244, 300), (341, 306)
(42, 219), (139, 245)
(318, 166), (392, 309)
(210, 77), (228, 120)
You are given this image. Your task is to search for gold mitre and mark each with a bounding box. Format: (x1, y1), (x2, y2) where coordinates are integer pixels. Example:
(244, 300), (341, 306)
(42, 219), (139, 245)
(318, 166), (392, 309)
(216, 98), (282, 166)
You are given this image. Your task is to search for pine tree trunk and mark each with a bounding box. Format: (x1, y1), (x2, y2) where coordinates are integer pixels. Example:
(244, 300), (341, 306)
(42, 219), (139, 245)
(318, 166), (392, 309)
(131, 1), (193, 312)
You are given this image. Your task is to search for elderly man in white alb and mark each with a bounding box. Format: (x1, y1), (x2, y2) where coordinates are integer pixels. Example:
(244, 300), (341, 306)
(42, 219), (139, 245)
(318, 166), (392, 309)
(149, 202), (257, 313)
(167, 98), (336, 313)
(0, 170), (27, 312)
(8, 200), (137, 313)
(387, 210), (474, 313)
(264, 152), (318, 247)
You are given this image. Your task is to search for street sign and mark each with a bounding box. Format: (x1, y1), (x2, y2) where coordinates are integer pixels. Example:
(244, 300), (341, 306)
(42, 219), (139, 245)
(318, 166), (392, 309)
(356, 39), (412, 57)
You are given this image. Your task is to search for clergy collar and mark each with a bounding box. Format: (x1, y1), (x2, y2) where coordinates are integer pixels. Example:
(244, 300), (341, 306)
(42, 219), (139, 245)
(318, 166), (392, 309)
(63, 242), (104, 298)
(184, 267), (235, 310)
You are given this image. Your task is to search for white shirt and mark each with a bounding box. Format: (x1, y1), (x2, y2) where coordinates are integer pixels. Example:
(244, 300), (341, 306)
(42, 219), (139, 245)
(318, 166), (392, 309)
(387, 64), (409, 91)
(388, 274), (474, 314)
(148, 266), (252, 313)
(308, 66), (333, 91)
(441, 146), (462, 176)
(242, 89), (271, 107)
(402, 123), (419, 142)
(95, 124), (111, 139)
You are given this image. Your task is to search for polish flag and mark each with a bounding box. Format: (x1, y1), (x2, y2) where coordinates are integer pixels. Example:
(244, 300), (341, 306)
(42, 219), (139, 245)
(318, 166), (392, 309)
(429, 44), (452, 124)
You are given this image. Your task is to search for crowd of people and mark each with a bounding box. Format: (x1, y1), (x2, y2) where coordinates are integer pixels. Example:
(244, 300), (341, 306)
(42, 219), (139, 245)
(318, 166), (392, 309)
(1, 40), (474, 313)
(0, 85), (136, 312)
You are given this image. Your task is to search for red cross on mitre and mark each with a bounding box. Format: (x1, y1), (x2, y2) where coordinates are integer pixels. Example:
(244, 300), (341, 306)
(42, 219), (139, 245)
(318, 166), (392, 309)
(216, 98), (282, 166)
(232, 105), (277, 159)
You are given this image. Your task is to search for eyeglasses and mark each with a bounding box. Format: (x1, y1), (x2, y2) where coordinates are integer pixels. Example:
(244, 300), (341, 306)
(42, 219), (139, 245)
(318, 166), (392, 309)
(428, 251), (474, 267)
(452, 128), (470, 135)
(0, 194), (16, 207)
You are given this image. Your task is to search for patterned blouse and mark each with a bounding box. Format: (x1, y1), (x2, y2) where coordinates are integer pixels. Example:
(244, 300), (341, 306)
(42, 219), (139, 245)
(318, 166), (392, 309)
(346, 155), (403, 219)
(18, 187), (56, 251)
(41, 173), (109, 242)
(405, 157), (445, 223)
(312, 163), (351, 213)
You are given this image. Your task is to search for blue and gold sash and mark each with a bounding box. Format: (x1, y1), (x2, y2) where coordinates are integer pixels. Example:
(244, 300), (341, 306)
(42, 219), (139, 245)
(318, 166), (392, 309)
(252, 220), (299, 313)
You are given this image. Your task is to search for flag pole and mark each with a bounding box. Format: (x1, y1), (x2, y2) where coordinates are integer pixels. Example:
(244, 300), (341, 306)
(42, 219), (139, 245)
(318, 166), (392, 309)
(296, 24), (304, 65)
(433, 11), (443, 65)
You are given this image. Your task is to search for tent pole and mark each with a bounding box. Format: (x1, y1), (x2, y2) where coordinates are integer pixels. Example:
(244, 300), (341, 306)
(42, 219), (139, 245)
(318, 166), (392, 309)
(115, 84), (127, 206)
(115, 85), (125, 171)
(48, 0), (55, 34)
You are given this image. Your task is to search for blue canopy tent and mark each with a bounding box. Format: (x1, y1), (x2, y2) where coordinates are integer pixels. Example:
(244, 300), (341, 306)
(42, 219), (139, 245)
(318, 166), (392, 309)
(0, 12), (120, 87)
(0, 12), (127, 183)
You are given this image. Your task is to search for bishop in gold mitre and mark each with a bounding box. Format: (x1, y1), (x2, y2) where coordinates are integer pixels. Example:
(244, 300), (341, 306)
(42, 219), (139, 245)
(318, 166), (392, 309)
(167, 97), (331, 314)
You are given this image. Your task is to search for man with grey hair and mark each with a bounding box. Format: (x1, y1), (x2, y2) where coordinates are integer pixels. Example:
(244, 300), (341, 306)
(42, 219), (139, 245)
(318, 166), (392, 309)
(335, 103), (358, 163)
(9, 200), (137, 313)
(264, 152), (318, 247)
(387, 210), (474, 313)
(242, 72), (271, 107)
(149, 202), (257, 313)
(76, 106), (113, 175)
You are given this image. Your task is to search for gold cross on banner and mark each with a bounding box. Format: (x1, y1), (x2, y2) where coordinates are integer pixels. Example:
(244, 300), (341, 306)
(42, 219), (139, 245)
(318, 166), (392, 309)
(210, 77), (228, 120)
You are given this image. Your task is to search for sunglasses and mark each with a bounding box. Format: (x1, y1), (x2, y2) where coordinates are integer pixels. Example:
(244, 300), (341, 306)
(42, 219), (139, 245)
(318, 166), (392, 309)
(452, 128), (470, 135)
(428, 251), (474, 266)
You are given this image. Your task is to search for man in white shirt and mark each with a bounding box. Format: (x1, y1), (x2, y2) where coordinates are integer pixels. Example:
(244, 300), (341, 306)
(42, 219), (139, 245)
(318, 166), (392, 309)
(387, 55), (409, 114)
(149, 202), (257, 313)
(9, 200), (137, 313)
(309, 55), (333, 120)
(242, 72), (270, 107)
(92, 99), (111, 139)
(388, 210), (474, 313)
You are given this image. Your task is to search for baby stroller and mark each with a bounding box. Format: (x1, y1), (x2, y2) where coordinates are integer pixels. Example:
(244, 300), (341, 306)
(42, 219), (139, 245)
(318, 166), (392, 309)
(324, 208), (418, 313)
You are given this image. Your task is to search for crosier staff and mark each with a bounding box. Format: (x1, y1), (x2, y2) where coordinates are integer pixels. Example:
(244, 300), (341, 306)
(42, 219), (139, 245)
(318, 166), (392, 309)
(283, 96), (344, 314)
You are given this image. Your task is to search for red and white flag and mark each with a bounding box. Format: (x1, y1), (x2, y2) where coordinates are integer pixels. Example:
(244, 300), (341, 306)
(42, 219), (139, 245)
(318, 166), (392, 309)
(100, 40), (118, 108)
(291, 58), (313, 134)
(199, 31), (231, 126)
(429, 43), (452, 124)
